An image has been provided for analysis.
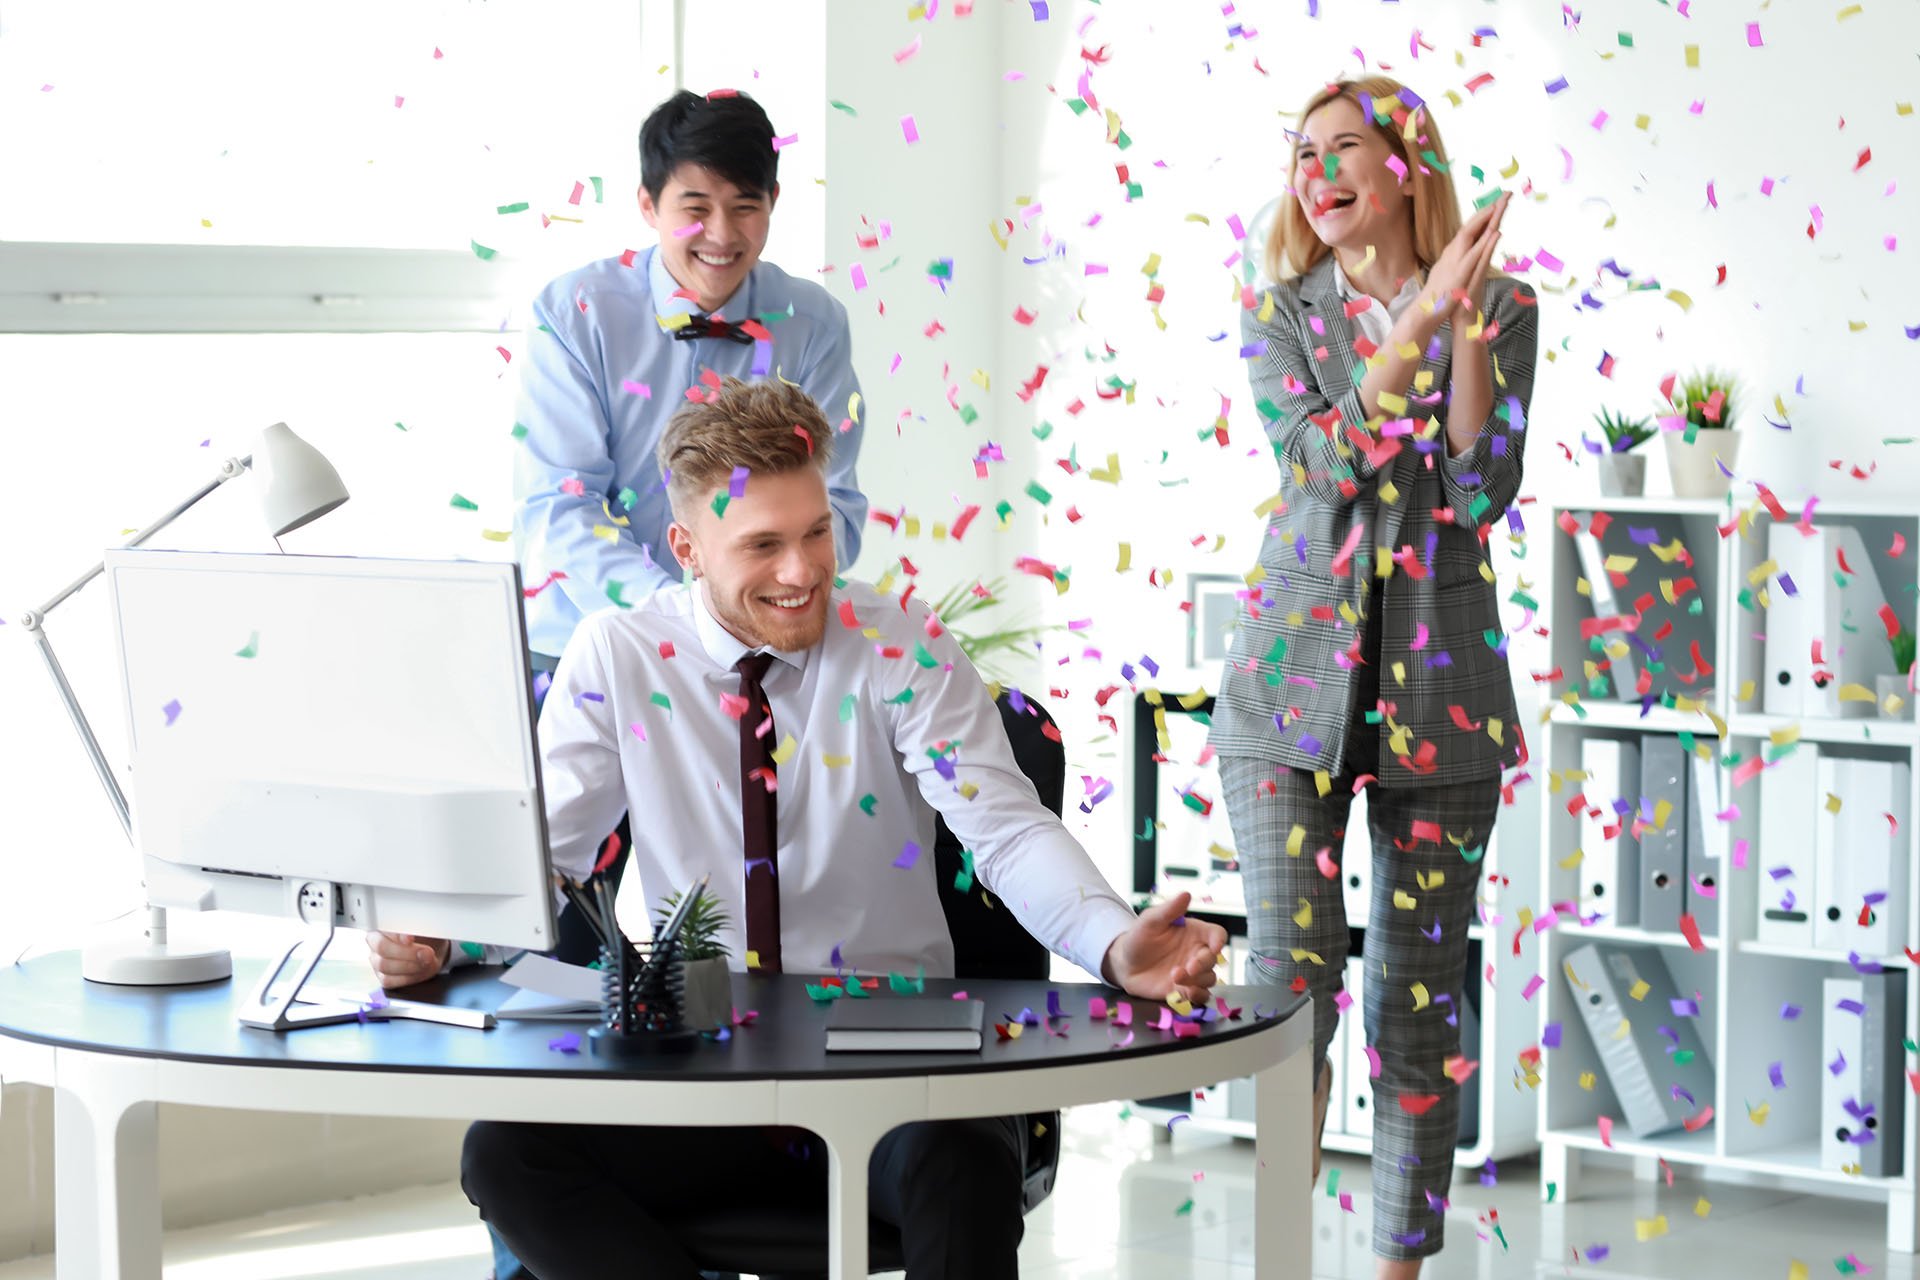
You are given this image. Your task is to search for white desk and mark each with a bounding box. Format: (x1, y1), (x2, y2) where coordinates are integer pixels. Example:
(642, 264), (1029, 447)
(0, 953), (1314, 1279)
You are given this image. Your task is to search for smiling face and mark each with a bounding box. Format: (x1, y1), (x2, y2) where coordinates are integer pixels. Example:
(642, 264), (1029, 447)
(668, 467), (835, 652)
(640, 162), (778, 314)
(1291, 95), (1414, 258)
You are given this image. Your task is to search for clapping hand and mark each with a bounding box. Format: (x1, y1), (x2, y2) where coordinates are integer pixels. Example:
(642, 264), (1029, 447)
(1100, 892), (1228, 1005)
(1421, 191), (1509, 333)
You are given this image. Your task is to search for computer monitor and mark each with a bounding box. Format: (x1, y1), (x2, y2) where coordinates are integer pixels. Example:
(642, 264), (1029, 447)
(102, 548), (557, 1030)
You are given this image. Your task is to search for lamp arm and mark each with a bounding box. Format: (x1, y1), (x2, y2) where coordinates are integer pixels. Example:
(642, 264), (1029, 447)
(13, 454), (253, 846)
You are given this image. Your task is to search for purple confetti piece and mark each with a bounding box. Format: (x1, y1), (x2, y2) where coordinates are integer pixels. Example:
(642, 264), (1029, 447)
(1140, 654), (1160, 678)
(572, 690), (605, 707)
(162, 699), (183, 726)
(830, 941), (844, 970)
(548, 1033), (581, 1054)
(1781, 1002), (1802, 1020)
(1837, 998), (1867, 1016)
(1296, 732), (1325, 757)
(751, 340), (772, 379)
(1479, 1160), (1498, 1188)
(1830, 1049), (1849, 1076)
(1391, 1229), (1427, 1247)
(1542, 1022), (1563, 1049)
(1588, 1245), (1611, 1262)
(1777, 572), (1800, 598)
(532, 670), (553, 703)
(728, 466), (750, 498)
(1769, 1061), (1786, 1089)
(1047, 990), (1064, 1018)
(1849, 952), (1886, 974)
(892, 841), (922, 869)
(1670, 997), (1700, 1017)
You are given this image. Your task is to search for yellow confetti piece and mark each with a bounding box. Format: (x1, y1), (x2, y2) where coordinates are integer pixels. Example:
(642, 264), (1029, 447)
(822, 753), (852, 767)
(746, 949), (762, 970)
(1393, 889), (1418, 910)
(1564, 961), (1589, 990)
(1838, 682), (1877, 704)
(1694, 1197), (1712, 1218)
(1613, 1018), (1632, 1039)
(1167, 993), (1193, 1015)
(1500, 156), (1520, 179)
(1287, 824), (1307, 857)
(591, 525), (620, 542)
(1376, 391), (1409, 416)
(959, 781), (979, 799)
(1635, 1215), (1669, 1242)
(1629, 979), (1650, 1001)
(1116, 543), (1132, 572)
(1090, 453), (1122, 484)
(1666, 289), (1693, 313)
(1749, 1101), (1770, 1126)
(1517, 906), (1534, 932)
(771, 733), (798, 766)
(1416, 869), (1446, 891)
(1789, 1263), (1809, 1280)
(1826, 792), (1843, 814)
(1256, 289), (1276, 324)
(1579, 1071), (1597, 1090)
(1684, 43), (1700, 67)
(846, 391), (862, 425)
(480, 529), (511, 542)
(1411, 981), (1430, 1010)
(1289, 948), (1325, 965)
(1379, 479), (1400, 506)
(1293, 898), (1313, 928)
(1314, 770), (1333, 797)
(1003, 1020), (1023, 1039)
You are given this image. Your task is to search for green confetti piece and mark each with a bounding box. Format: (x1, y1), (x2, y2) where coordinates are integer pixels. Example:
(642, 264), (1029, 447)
(1124, 181), (1143, 198)
(617, 486), (638, 511)
(1472, 189), (1502, 211)
(1032, 420), (1054, 440)
(649, 690), (672, 716)
(711, 492), (730, 518)
(1687, 598), (1704, 615)
(496, 201), (530, 214)
(1174, 1197), (1193, 1216)
(394, 421), (409, 432)
(234, 631), (259, 659)
(888, 967), (926, 994)
(1546, 1181), (1558, 1202)
(926, 259), (953, 280)
(954, 848), (976, 892)
(1483, 628), (1504, 650)
(1618, 31), (1634, 47)
(607, 581), (632, 608)
(839, 694), (857, 723)
(1181, 792), (1208, 814)
(1468, 491), (1492, 523)
(805, 983), (845, 1003)
(1674, 1049), (1696, 1065)
(958, 403), (979, 425)
(510, 422), (529, 440)
(1460, 843), (1486, 863)
(913, 641), (940, 669)
(829, 99), (858, 116)
(450, 493), (479, 510)
(1065, 98), (1089, 115)
(846, 978), (871, 999)
(1323, 154), (1340, 182)
(1906, 1037), (1919, 1054)
(1326, 1167), (1341, 1198)
(859, 794), (878, 816)
(994, 500), (1014, 523)
(460, 941), (485, 961)
(470, 239), (498, 260)
(1114, 130), (1132, 151)
(884, 686), (915, 705)
(1418, 148), (1449, 173)
(1026, 480), (1052, 505)
(588, 175), (603, 202)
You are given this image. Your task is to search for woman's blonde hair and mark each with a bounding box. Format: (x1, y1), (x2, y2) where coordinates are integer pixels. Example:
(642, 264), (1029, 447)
(657, 377), (832, 521)
(1264, 76), (1465, 284)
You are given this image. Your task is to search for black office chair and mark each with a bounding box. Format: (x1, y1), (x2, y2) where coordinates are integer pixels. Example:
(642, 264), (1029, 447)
(680, 691), (1067, 1279)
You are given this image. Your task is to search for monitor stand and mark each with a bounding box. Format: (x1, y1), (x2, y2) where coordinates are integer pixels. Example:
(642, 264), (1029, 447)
(236, 881), (495, 1033)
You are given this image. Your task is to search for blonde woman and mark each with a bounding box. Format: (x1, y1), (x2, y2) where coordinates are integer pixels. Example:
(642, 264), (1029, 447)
(1210, 77), (1537, 1278)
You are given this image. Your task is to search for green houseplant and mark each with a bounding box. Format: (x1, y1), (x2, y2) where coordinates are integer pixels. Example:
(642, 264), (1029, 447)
(1661, 368), (1741, 499)
(655, 888), (732, 1027)
(1593, 408), (1656, 498)
(1879, 627), (1917, 720)
(927, 576), (1057, 682)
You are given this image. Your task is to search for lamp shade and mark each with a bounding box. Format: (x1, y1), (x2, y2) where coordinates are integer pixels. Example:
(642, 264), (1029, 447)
(254, 422), (349, 536)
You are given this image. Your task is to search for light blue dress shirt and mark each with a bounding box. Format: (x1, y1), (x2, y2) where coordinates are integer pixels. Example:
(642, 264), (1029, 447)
(512, 245), (868, 658)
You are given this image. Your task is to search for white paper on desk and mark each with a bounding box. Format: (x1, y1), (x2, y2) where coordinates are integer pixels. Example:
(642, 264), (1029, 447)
(502, 953), (605, 1002)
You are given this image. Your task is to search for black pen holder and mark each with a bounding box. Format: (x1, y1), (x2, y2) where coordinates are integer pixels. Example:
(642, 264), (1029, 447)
(588, 936), (700, 1058)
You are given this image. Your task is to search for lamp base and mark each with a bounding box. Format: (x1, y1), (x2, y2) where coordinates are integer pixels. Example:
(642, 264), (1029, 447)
(83, 936), (233, 986)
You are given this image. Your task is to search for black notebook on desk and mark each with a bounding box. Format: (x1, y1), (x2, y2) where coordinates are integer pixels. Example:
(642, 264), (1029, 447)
(824, 997), (986, 1052)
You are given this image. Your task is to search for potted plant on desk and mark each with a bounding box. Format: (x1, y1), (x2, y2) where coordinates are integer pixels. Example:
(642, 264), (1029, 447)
(656, 888), (732, 1028)
(1879, 627), (1916, 720)
(1661, 368), (1740, 499)
(1593, 408), (1656, 497)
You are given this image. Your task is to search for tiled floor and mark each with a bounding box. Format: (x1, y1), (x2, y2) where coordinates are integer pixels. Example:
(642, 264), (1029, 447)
(0, 1102), (1912, 1277)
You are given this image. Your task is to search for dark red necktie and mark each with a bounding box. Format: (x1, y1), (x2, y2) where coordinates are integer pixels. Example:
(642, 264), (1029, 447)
(735, 652), (781, 972)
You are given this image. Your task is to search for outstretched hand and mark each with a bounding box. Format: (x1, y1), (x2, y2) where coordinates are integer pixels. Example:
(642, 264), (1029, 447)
(1100, 892), (1228, 1005)
(1421, 191), (1509, 331)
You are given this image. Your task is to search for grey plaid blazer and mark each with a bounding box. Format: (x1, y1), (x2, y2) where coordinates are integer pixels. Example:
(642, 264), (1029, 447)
(1208, 255), (1538, 785)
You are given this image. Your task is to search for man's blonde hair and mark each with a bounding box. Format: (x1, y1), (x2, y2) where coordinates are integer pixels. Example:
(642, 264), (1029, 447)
(656, 377), (833, 521)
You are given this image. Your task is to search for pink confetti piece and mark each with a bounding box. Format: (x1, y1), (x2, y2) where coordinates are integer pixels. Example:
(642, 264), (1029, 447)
(1535, 248), (1566, 273)
(1089, 996), (1109, 1019)
(568, 180), (585, 206)
(621, 379), (651, 398)
(850, 263), (869, 291)
(1598, 1115), (1613, 1147)
(1364, 1044), (1381, 1078)
(894, 36), (922, 62)
(1745, 21), (1763, 46)
(900, 115), (920, 144)
(1522, 974), (1545, 1001)
(559, 476), (587, 497)
(673, 222), (705, 239)
(1115, 1002), (1134, 1027)
(771, 133), (799, 151)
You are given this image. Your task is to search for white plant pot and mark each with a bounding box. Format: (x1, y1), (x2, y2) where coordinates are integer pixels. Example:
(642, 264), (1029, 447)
(1662, 429), (1741, 499)
(1597, 453), (1647, 498)
(677, 955), (733, 1028)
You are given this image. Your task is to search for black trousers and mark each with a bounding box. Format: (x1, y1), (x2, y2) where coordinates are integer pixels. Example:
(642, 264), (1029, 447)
(462, 1114), (1027, 1280)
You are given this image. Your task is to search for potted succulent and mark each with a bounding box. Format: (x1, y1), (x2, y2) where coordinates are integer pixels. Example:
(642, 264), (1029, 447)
(1593, 408), (1656, 497)
(1661, 368), (1740, 499)
(1879, 627), (1916, 720)
(656, 888), (732, 1028)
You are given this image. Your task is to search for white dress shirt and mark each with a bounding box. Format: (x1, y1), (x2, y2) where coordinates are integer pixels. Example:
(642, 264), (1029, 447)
(1332, 256), (1423, 348)
(538, 578), (1138, 980)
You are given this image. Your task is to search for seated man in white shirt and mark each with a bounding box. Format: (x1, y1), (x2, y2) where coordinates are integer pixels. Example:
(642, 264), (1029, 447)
(368, 376), (1225, 1280)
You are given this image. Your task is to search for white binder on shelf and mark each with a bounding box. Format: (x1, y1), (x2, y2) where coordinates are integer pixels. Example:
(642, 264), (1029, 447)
(1341, 955), (1372, 1139)
(1342, 789), (1373, 929)
(1580, 738), (1642, 926)
(1684, 751), (1723, 937)
(1764, 523), (1896, 720)
(1755, 743), (1821, 948)
(1639, 737), (1689, 935)
(1820, 972), (1906, 1176)
(1326, 962), (1353, 1138)
(1812, 756), (1911, 956)
(1573, 520), (1641, 701)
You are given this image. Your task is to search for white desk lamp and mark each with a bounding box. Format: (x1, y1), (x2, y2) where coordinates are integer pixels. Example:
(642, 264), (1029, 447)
(16, 423), (349, 985)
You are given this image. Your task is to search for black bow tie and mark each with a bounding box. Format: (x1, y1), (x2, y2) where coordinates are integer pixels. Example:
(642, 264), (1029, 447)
(672, 314), (756, 345)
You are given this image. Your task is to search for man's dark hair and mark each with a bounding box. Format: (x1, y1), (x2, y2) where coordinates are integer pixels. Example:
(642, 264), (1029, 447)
(639, 90), (778, 203)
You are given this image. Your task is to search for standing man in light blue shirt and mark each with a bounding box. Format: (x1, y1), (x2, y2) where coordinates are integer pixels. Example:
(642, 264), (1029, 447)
(514, 87), (868, 664)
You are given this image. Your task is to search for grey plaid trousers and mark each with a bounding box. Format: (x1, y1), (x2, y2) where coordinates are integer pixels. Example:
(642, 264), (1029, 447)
(1218, 753), (1500, 1261)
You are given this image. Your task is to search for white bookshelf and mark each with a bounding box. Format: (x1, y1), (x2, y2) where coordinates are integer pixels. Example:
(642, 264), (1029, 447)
(1539, 496), (1920, 1251)
(1127, 694), (1544, 1172)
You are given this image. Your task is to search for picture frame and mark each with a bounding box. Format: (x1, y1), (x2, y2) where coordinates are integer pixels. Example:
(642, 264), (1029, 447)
(1185, 572), (1243, 670)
